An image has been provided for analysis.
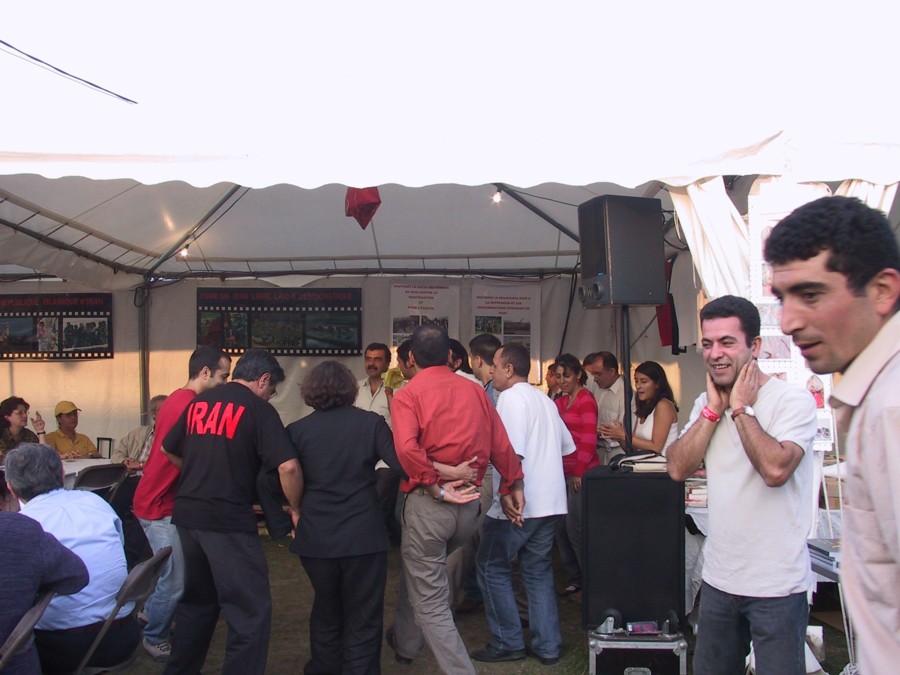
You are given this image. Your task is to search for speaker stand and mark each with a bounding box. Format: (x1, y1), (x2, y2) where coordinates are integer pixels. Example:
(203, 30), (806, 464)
(620, 304), (633, 442)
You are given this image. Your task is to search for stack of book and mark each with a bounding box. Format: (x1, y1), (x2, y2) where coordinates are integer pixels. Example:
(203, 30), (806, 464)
(685, 477), (707, 508)
(808, 538), (841, 578)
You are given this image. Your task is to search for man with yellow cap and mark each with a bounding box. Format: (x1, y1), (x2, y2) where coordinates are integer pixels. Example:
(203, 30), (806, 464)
(45, 401), (100, 459)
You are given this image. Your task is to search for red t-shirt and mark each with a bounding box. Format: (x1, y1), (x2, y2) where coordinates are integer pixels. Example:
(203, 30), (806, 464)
(556, 387), (599, 477)
(132, 387), (196, 520)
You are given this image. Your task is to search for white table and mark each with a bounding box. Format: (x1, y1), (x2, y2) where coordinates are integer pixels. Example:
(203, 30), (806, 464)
(63, 458), (112, 489)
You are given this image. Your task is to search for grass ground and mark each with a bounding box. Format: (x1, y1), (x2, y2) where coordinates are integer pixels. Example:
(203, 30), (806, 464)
(126, 535), (851, 674)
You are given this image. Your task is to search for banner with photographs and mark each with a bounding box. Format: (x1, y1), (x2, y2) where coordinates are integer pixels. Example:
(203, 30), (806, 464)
(197, 287), (362, 356)
(0, 293), (113, 360)
(748, 182), (835, 452)
(472, 283), (541, 383)
(390, 284), (460, 347)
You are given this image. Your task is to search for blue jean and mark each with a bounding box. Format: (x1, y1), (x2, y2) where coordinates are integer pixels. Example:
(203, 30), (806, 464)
(477, 514), (563, 659)
(693, 581), (808, 675)
(139, 516), (185, 644)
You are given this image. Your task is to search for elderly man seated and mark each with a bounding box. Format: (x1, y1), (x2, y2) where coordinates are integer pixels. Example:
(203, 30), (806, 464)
(113, 394), (168, 471)
(4, 443), (140, 672)
(45, 400), (100, 459)
(0, 511), (89, 675)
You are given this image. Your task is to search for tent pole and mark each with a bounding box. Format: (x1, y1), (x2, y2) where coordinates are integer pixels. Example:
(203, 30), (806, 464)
(137, 285), (151, 425)
(493, 183), (580, 243)
(620, 304), (633, 448)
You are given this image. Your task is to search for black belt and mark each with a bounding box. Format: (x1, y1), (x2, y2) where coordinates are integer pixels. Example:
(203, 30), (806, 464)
(48, 613), (134, 635)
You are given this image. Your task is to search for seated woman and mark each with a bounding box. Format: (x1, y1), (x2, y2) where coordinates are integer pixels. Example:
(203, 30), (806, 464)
(0, 396), (47, 511)
(0, 396), (46, 463)
(601, 360), (678, 455)
(286, 361), (405, 675)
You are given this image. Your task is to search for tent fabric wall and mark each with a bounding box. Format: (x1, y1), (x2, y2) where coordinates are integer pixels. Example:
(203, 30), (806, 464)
(669, 177), (750, 299)
(0, 274), (707, 444)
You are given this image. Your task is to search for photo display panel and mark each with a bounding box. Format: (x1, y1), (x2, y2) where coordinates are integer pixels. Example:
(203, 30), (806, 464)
(196, 287), (362, 356)
(0, 293), (113, 360)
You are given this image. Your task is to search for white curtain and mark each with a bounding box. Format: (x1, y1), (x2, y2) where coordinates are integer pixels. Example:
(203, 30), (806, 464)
(834, 179), (898, 213)
(668, 177), (750, 299)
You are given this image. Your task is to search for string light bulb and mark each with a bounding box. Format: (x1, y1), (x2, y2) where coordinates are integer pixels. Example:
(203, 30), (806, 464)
(179, 245), (190, 258)
(492, 190), (502, 204)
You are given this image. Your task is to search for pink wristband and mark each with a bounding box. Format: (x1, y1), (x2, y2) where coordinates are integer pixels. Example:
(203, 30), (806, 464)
(701, 406), (720, 423)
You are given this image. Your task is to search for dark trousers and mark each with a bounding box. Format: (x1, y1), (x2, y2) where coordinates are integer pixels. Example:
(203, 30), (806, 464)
(375, 466), (402, 545)
(35, 615), (140, 673)
(164, 528), (272, 675)
(300, 552), (387, 675)
(111, 475), (151, 568)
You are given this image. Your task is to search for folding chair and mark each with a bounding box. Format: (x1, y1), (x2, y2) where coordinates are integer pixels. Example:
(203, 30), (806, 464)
(73, 545), (173, 675)
(0, 590), (56, 671)
(71, 464), (129, 503)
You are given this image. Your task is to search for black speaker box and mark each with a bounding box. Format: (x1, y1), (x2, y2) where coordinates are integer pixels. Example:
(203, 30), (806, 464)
(577, 195), (666, 307)
(582, 468), (685, 631)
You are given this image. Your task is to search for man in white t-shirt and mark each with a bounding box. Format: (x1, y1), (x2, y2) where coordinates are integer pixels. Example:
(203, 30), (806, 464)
(471, 343), (575, 665)
(667, 295), (816, 675)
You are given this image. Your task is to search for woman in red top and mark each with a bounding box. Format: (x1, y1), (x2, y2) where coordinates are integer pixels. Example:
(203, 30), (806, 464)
(553, 354), (599, 595)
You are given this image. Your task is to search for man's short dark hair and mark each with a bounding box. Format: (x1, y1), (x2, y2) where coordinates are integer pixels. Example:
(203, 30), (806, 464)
(765, 196), (900, 302)
(364, 342), (391, 361)
(700, 295), (761, 346)
(469, 333), (502, 362)
(188, 345), (230, 379)
(583, 351), (618, 371)
(411, 324), (450, 369)
(4, 443), (63, 501)
(301, 361), (359, 411)
(397, 339), (412, 364)
(232, 348), (285, 385)
(499, 342), (530, 378)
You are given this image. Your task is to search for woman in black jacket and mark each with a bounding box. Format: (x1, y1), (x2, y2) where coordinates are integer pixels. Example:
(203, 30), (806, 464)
(287, 361), (404, 675)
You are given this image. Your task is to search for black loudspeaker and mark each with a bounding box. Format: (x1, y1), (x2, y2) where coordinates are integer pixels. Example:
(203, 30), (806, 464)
(582, 468), (685, 630)
(577, 195), (666, 307)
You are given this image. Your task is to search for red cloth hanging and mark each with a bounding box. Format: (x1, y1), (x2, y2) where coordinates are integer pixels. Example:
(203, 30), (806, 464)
(345, 187), (381, 230)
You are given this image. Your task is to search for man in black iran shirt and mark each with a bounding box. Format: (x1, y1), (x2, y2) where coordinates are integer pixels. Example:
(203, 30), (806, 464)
(160, 349), (302, 675)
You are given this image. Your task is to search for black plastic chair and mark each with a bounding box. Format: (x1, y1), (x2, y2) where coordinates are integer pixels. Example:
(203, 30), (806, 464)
(0, 590), (56, 671)
(71, 464), (129, 503)
(73, 545), (173, 675)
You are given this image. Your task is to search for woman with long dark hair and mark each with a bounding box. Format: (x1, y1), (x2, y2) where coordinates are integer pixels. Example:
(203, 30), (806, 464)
(0, 396), (46, 463)
(553, 354), (599, 595)
(601, 360), (678, 455)
(286, 361), (403, 674)
(1, 396), (47, 510)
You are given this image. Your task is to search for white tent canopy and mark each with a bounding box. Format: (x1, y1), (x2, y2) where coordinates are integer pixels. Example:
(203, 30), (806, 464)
(1, 2), (898, 443)
(2, 3), (899, 289)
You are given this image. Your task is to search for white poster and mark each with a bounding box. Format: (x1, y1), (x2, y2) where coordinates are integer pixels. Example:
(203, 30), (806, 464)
(472, 283), (541, 383)
(748, 181), (835, 452)
(390, 283), (460, 347)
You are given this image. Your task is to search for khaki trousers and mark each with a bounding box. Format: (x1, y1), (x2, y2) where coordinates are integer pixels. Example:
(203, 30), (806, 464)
(392, 490), (479, 675)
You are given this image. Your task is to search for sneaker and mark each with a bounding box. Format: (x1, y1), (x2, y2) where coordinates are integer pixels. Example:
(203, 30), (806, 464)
(558, 583), (581, 596)
(142, 638), (172, 662)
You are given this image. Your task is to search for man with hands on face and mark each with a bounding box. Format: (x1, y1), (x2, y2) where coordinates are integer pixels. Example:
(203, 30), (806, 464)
(667, 295), (817, 675)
